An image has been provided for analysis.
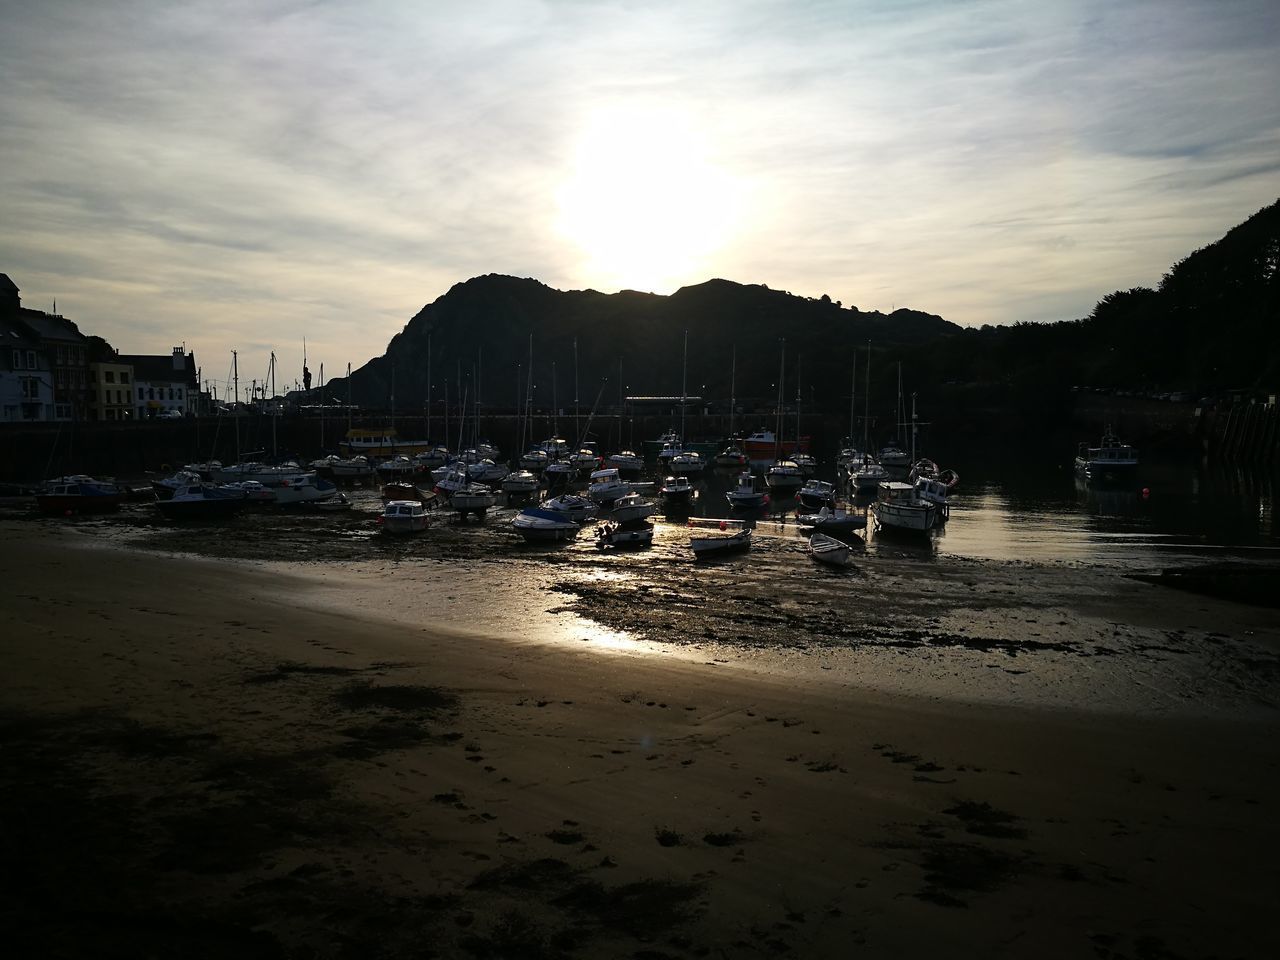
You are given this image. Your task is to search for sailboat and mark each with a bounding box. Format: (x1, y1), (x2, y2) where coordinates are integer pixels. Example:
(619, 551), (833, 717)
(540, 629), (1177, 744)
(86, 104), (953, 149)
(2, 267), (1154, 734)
(851, 342), (890, 495)
(714, 345), (746, 468)
(765, 342), (803, 494)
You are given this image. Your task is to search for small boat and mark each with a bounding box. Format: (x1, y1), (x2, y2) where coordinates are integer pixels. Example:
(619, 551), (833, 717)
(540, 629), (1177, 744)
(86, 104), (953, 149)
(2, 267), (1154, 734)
(466, 459), (509, 485)
(382, 481), (437, 507)
(512, 506), (580, 542)
(413, 446), (451, 470)
(610, 491), (657, 525)
(330, 455), (375, 479)
(588, 467), (630, 504)
(543, 459), (576, 485)
(850, 458), (890, 495)
(670, 450), (706, 476)
(501, 470), (540, 496)
(311, 492), (354, 512)
(877, 443), (912, 479)
(152, 469), (205, 500)
(1075, 429), (1138, 484)
(342, 428), (435, 458)
(222, 479), (277, 504)
(792, 453), (818, 477)
(376, 455), (419, 479)
(743, 428), (810, 462)
(604, 450), (644, 475)
(796, 479), (835, 510)
(381, 499), (428, 534)
(36, 476), (123, 514)
(448, 483), (498, 519)
(871, 481), (937, 534)
(596, 519), (654, 549)
(659, 475), (695, 505)
(797, 504), (868, 536)
(655, 434), (684, 469)
(910, 458), (940, 481)
(690, 525), (752, 558)
(541, 493), (598, 523)
(268, 474), (339, 506)
(713, 444), (747, 469)
(570, 448), (600, 475)
(154, 483), (247, 519)
(520, 447), (551, 472)
(808, 531), (851, 567)
(725, 471), (767, 510)
(764, 458), (804, 494)
(433, 464), (470, 494)
(914, 474), (954, 521)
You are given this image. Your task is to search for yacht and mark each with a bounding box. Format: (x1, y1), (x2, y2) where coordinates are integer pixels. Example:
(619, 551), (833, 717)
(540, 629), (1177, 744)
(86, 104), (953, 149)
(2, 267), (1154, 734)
(871, 481), (937, 534)
(726, 471), (767, 509)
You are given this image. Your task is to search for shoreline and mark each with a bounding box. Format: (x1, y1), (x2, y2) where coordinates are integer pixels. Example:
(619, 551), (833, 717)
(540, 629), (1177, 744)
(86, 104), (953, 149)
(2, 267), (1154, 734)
(3, 522), (1279, 957)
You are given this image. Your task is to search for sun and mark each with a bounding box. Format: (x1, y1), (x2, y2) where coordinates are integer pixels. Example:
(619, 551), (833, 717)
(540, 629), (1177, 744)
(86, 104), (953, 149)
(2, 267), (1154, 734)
(555, 106), (743, 293)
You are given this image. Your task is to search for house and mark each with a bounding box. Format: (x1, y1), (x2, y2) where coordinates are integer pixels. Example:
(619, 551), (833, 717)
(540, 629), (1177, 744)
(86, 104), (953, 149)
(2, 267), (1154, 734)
(1, 273), (91, 420)
(121, 347), (198, 419)
(0, 318), (54, 421)
(88, 358), (136, 421)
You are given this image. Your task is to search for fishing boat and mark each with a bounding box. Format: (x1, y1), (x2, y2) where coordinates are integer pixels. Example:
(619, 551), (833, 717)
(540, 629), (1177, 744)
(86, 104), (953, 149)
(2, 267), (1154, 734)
(380, 499), (428, 534)
(796, 479), (835, 510)
(153, 483), (247, 519)
(808, 531), (851, 567)
(871, 481), (937, 534)
(541, 493), (598, 523)
(797, 504), (868, 536)
(596, 519), (654, 549)
(690, 524), (752, 558)
(36, 476), (124, 514)
(152, 468), (205, 500)
(914, 471), (957, 520)
(1075, 429), (1138, 483)
(609, 491), (657, 525)
(659, 475), (695, 506)
(726, 471), (767, 509)
(512, 506), (580, 542)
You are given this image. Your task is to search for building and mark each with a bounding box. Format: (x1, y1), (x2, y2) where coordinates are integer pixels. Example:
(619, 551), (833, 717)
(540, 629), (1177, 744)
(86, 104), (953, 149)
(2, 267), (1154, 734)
(88, 359), (135, 421)
(0, 317), (54, 421)
(1, 273), (91, 420)
(121, 347), (198, 419)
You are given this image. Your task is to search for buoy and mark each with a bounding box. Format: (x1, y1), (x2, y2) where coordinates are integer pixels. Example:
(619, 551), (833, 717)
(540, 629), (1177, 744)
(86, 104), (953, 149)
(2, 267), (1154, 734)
(719, 520), (727, 531)
(1142, 487), (1150, 499)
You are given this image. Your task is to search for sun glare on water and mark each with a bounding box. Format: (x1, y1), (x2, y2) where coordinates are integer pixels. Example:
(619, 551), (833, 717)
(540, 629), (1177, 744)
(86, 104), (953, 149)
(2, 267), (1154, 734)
(555, 107), (744, 293)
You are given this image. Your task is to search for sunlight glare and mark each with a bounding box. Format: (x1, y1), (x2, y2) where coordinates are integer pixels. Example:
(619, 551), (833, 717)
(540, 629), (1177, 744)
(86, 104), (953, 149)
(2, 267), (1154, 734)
(555, 106), (743, 293)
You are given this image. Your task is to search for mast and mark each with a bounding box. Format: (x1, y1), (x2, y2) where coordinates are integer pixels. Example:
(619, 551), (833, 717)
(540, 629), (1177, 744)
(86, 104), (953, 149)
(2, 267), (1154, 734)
(774, 339), (786, 461)
(232, 350), (240, 464)
(524, 334), (534, 453)
(426, 333), (432, 444)
(795, 353), (801, 458)
(319, 362), (324, 450)
(573, 337), (580, 450)
(911, 391), (918, 463)
(346, 362), (352, 437)
(552, 361), (558, 437)
(729, 345), (736, 441)
(863, 341), (871, 456)
(680, 329), (688, 441)
(269, 351), (277, 458)
(849, 348), (856, 444)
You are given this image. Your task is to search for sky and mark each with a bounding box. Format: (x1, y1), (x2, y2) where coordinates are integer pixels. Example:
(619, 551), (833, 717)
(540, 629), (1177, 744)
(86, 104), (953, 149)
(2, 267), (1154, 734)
(2, 0), (1278, 397)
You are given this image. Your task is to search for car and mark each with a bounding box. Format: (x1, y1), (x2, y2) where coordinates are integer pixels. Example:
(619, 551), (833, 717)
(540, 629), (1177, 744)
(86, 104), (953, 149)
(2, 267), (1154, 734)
(156, 409), (185, 420)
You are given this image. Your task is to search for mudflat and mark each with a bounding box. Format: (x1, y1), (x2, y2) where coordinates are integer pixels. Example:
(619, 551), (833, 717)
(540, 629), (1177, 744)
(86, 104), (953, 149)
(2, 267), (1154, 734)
(2, 519), (1278, 958)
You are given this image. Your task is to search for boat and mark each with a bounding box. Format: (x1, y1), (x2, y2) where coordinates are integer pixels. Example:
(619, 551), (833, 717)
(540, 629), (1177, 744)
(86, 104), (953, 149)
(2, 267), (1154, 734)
(726, 471), (767, 509)
(466, 459), (509, 485)
(342, 428), (435, 458)
(797, 504), (868, 536)
(808, 531), (851, 567)
(670, 450), (706, 476)
(596, 519), (654, 549)
(447, 483), (498, 519)
(153, 482), (247, 519)
(850, 457), (890, 495)
(765, 458), (804, 494)
(659, 475), (695, 505)
(311, 492), (353, 512)
(267, 473), (339, 506)
(609, 491), (657, 525)
(151, 468), (205, 500)
(541, 493), (598, 523)
(743, 428), (810, 463)
(380, 499), (428, 534)
(520, 447), (551, 472)
(655, 435), (684, 469)
(792, 452), (817, 477)
(433, 464), (471, 495)
(375, 455), (419, 479)
(871, 481), (937, 534)
(1075, 429), (1138, 483)
(690, 525), (752, 558)
(713, 444), (747, 469)
(715, 348), (747, 470)
(36, 476), (124, 514)
(512, 506), (580, 542)
(914, 471), (957, 520)
(877, 443), (912, 479)
(796, 479), (835, 510)
(329, 455), (375, 479)
(910, 458), (940, 481)
(413, 446), (451, 470)
(222, 479), (277, 504)
(605, 450), (645, 475)
(381, 481), (438, 508)
(543, 459), (576, 485)
(588, 467), (631, 504)
(501, 470), (540, 496)
(570, 448), (600, 475)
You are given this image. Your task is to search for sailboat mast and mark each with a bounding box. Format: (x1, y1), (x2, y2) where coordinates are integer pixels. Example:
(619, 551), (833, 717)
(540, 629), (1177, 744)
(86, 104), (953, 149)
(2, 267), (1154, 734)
(426, 333), (432, 444)
(319, 362), (324, 450)
(525, 334), (533, 453)
(680, 329), (688, 440)
(233, 350), (240, 464)
(863, 342), (871, 455)
(795, 353), (801, 458)
(729, 345), (736, 440)
(346, 362), (352, 437)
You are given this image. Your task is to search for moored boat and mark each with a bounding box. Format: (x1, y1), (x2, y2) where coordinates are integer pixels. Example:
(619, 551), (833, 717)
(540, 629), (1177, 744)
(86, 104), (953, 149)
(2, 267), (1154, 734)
(596, 519), (654, 549)
(541, 493), (598, 523)
(36, 476), (123, 514)
(609, 491), (657, 525)
(154, 483), (248, 519)
(512, 506), (580, 542)
(871, 481), (937, 534)
(380, 499), (428, 534)
(796, 478), (835, 510)
(690, 524), (752, 558)
(726, 471), (767, 510)
(808, 531), (851, 566)
(1075, 429), (1138, 484)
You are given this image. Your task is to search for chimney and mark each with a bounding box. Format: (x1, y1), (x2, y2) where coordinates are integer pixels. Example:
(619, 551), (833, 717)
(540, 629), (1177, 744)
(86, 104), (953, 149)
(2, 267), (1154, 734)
(172, 346), (184, 371)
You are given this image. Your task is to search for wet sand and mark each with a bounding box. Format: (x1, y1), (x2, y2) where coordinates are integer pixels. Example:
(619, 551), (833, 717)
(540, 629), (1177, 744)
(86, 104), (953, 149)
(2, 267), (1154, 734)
(2, 519), (1279, 958)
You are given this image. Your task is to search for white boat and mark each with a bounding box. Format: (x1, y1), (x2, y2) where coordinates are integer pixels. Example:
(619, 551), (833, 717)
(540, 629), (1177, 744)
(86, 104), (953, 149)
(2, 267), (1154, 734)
(609, 491), (657, 525)
(690, 525), (752, 558)
(433, 464), (470, 494)
(222, 479), (276, 503)
(541, 493), (598, 523)
(659, 474), (695, 504)
(725, 471), (767, 509)
(520, 448), (550, 472)
(311, 492), (353, 512)
(588, 467), (630, 504)
(871, 481), (937, 534)
(914, 473), (956, 521)
(466, 459), (509, 485)
(512, 507), (580, 542)
(570, 448), (600, 475)
(596, 520), (654, 549)
(538, 437), (572, 460)
(808, 531), (851, 567)
(268, 474), (339, 505)
(330, 455), (375, 479)
(670, 451), (706, 476)
(836, 444), (864, 471)
(152, 469), (205, 500)
(501, 470), (540, 495)
(604, 450), (645, 474)
(1075, 429), (1138, 483)
(796, 479), (835, 510)
(381, 499), (428, 534)
(877, 444), (912, 479)
(413, 446), (451, 470)
(792, 453), (817, 477)
(375, 455), (419, 479)
(448, 483), (498, 519)
(765, 458), (804, 493)
(210, 460), (307, 485)
(713, 444), (747, 469)
(655, 435), (684, 468)
(850, 458), (890, 494)
(797, 504), (868, 536)
(543, 459), (576, 485)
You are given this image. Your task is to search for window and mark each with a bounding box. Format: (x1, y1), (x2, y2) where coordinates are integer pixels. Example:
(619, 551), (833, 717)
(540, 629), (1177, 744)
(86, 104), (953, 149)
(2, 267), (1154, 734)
(26, 351), (36, 369)
(20, 378), (39, 399)
(121, 372), (130, 384)
(11, 350), (20, 370)
(137, 386), (144, 399)
(105, 371), (115, 383)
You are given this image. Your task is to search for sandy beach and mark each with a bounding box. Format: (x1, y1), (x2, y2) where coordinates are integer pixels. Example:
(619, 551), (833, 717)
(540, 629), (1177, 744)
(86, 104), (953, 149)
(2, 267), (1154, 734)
(2, 517), (1278, 959)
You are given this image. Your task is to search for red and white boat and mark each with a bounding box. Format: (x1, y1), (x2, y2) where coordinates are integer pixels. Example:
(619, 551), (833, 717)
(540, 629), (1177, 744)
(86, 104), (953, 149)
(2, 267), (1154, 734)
(743, 429), (811, 462)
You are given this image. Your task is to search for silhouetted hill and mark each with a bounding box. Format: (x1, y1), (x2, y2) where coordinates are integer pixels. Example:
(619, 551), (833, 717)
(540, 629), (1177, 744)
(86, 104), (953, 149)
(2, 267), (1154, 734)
(325, 275), (958, 413)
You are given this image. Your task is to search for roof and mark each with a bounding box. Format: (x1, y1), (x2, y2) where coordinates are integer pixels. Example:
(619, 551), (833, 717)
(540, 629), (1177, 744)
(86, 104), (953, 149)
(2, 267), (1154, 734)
(15, 308), (85, 343)
(119, 352), (198, 384)
(2, 320), (38, 347)
(0, 274), (18, 294)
